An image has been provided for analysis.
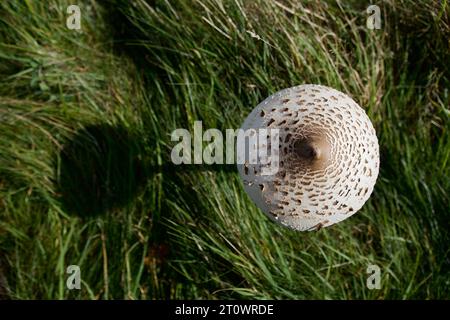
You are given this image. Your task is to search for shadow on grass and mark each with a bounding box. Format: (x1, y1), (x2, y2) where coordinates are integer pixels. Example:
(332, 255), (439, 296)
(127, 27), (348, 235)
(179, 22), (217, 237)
(58, 124), (145, 217)
(58, 123), (237, 218)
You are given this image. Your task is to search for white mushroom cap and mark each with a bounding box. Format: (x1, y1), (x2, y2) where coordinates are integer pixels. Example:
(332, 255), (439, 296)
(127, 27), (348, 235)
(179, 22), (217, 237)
(237, 84), (380, 231)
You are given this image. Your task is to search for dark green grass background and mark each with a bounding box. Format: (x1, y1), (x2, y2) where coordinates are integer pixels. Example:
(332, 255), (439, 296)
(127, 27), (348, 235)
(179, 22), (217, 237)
(0, 0), (449, 299)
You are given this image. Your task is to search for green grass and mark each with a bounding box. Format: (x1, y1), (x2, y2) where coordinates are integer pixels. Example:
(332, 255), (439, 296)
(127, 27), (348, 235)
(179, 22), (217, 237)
(0, 0), (449, 299)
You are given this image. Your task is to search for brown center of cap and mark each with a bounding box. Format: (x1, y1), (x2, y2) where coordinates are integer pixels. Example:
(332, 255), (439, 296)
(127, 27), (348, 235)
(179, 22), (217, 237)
(294, 136), (331, 170)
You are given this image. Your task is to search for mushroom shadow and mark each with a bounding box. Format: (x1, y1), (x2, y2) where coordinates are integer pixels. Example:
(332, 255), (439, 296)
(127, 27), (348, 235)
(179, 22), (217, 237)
(57, 123), (237, 218)
(57, 124), (145, 217)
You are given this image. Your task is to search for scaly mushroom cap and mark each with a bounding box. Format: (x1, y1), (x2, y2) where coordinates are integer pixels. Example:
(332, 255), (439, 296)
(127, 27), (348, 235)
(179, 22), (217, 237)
(237, 84), (380, 231)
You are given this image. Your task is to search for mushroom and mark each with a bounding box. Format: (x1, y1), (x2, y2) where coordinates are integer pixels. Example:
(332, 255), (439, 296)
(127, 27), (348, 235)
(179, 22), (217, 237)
(237, 84), (379, 231)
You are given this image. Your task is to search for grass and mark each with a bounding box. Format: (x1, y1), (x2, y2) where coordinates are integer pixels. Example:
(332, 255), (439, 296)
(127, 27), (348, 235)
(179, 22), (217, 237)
(0, 0), (448, 299)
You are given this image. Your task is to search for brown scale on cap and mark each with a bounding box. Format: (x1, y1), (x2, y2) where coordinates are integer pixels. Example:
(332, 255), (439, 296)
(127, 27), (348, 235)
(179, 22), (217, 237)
(237, 84), (380, 231)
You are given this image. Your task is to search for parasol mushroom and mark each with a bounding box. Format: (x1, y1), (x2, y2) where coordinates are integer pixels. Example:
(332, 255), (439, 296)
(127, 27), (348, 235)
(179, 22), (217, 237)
(237, 84), (380, 231)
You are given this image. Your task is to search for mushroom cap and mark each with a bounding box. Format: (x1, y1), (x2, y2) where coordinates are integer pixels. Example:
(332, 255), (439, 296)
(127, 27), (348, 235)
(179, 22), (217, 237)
(237, 84), (380, 231)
